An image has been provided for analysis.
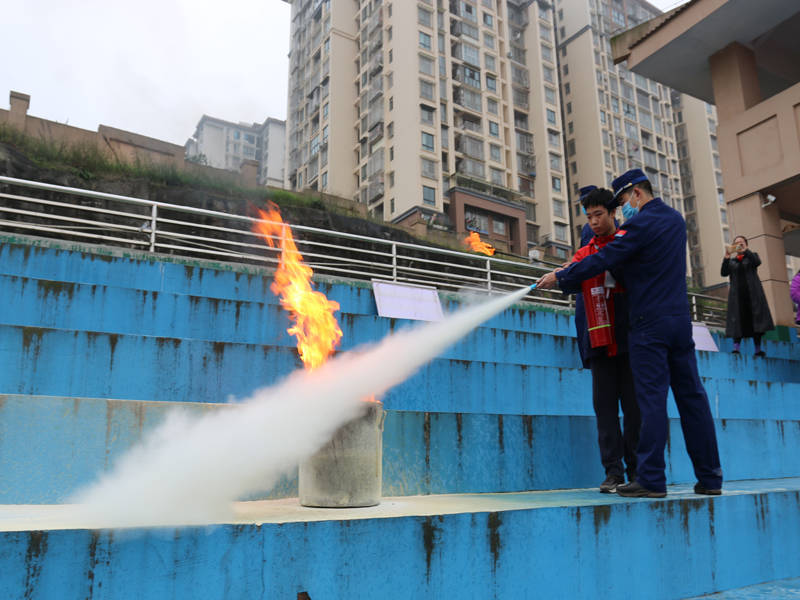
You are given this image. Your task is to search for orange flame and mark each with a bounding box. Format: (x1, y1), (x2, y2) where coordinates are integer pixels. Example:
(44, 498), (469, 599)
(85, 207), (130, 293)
(463, 231), (496, 256)
(254, 203), (343, 371)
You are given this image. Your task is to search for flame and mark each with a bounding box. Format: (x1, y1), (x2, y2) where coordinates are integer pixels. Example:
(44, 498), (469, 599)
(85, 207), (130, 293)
(463, 231), (496, 256)
(254, 203), (342, 371)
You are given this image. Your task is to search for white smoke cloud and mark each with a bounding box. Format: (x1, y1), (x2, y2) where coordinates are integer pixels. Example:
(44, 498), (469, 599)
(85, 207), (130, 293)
(70, 285), (531, 528)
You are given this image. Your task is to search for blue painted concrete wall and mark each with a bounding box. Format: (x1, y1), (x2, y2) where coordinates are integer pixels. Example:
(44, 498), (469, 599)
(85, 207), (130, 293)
(4, 395), (800, 504)
(2, 482), (800, 599)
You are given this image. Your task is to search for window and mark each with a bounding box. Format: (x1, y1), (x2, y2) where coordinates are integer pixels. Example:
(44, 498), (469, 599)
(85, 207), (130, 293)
(547, 130), (560, 148)
(487, 97), (498, 114)
(489, 121), (499, 137)
(483, 12), (494, 27)
(549, 153), (562, 171)
(419, 55), (434, 75)
(421, 105), (435, 125)
(493, 218), (507, 235)
(419, 31), (432, 50)
(490, 143), (501, 162)
(321, 172), (328, 189)
(421, 157), (437, 179)
(546, 108), (556, 125)
(418, 7), (432, 27)
(553, 199), (565, 218)
(485, 54), (496, 72)
(544, 86), (556, 105)
(486, 74), (497, 92)
(322, 103), (329, 119)
(564, 82), (570, 95)
(420, 79), (434, 100)
(539, 22), (550, 41)
(543, 65), (554, 83)
(551, 176), (562, 192)
(541, 44), (552, 63)
(423, 185), (436, 205)
(554, 222), (567, 241)
(461, 1), (477, 22)
(490, 167), (504, 185)
(462, 43), (480, 66)
(484, 33), (495, 49)
(421, 132), (435, 151)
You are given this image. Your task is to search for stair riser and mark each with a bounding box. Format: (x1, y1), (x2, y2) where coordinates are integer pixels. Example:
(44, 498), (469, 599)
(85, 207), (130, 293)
(1, 489), (798, 599)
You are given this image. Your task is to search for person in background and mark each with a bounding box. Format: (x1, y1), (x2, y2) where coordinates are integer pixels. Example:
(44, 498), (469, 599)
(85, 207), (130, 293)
(721, 235), (774, 357)
(572, 188), (640, 493)
(790, 270), (800, 326)
(536, 169), (722, 498)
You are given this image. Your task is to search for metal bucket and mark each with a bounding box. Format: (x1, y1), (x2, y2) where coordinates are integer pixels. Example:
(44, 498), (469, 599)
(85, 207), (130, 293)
(299, 400), (385, 508)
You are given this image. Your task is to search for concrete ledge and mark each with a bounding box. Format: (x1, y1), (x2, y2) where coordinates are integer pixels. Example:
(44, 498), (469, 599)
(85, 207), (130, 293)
(1, 479), (799, 599)
(4, 396), (800, 504)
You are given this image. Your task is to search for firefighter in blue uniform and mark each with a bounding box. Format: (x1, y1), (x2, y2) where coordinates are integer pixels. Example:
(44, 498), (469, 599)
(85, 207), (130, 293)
(537, 169), (723, 497)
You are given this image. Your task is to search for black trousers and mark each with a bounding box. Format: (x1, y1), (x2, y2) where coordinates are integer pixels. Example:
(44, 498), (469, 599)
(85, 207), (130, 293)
(589, 353), (641, 480)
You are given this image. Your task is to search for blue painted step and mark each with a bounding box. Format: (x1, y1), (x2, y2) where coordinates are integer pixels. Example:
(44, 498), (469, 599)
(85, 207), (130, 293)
(3, 395), (799, 504)
(1, 479), (799, 599)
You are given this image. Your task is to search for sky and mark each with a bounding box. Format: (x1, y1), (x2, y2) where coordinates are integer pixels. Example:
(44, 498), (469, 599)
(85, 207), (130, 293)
(3, 0), (687, 147)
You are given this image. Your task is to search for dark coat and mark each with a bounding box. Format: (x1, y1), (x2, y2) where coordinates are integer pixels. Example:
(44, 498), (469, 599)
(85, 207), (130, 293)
(721, 250), (774, 338)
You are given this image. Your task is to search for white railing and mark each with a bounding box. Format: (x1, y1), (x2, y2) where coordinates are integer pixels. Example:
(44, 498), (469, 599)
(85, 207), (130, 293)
(0, 176), (726, 324)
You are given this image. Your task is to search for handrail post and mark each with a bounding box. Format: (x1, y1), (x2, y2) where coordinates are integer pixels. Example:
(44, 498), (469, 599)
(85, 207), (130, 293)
(391, 243), (397, 281)
(149, 204), (158, 253)
(486, 258), (492, 292)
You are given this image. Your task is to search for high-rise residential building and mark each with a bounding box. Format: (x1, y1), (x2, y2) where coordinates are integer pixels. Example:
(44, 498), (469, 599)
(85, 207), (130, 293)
(185, 115), (286, 187)
(672, 92), (728, 288)
(284, 0), (572, 259)
(554, 0), (683, 244)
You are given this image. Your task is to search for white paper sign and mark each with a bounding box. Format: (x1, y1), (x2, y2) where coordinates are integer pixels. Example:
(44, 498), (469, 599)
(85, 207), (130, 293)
(692, 322), (719, 352)
(372, 280), (444, 322)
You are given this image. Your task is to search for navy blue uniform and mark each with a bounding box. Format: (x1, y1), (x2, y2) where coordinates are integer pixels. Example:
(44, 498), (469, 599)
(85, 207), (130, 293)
(557, 198), (722, 493)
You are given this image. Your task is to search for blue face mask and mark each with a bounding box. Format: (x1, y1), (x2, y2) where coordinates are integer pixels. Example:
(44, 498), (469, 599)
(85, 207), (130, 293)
(621, 200), (638, 220)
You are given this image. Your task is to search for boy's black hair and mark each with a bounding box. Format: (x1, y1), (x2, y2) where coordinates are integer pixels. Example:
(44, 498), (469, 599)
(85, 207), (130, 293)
(581, 188), (617, 213)
(633, 180), (654, 196)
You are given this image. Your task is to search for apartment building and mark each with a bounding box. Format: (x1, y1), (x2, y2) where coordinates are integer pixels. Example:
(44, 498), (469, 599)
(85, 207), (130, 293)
(185, 115), (286, 187)
(284, 0), (571, 258)
(672, 92), (728, 288)
(554, 0), (683, 245)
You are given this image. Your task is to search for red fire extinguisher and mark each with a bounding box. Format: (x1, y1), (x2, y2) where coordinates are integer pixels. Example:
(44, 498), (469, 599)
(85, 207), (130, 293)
(582, 274), (615, 350)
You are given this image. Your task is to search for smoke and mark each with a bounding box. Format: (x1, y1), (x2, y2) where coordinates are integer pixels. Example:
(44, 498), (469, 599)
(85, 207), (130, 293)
(69, 285), (532, 529)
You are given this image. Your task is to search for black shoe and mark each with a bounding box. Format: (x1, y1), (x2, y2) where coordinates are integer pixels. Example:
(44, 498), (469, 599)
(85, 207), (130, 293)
(754, 350), (766, 358)
(617, 481), (666, 498)
(599, 474), (625, 494)
(731, 349), (740, 354)
(694, 482), (722, 496)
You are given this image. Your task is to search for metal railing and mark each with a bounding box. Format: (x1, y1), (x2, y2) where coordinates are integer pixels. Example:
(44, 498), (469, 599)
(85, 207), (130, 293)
(0, 176), (726, 325)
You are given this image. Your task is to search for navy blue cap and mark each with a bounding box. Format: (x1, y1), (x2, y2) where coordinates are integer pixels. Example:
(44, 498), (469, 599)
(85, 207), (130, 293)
(578, 185), (597, 202)
(612, 169), (649, 200)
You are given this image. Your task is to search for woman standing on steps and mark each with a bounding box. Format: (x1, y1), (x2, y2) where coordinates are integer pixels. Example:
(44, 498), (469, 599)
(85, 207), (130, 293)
(721, 235), (774, 356)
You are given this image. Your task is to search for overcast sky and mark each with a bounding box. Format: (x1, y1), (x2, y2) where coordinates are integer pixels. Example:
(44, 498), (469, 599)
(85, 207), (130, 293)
(4, 0), (686, 147)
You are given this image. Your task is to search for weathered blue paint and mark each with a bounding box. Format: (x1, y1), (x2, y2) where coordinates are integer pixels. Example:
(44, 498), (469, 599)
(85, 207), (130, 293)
(1, 481), (800, 599)
(1, 322), (797, 414)
(4, 395), (800, 504)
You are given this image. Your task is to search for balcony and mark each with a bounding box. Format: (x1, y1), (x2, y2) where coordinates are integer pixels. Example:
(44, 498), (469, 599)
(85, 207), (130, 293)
(445, 173), (523, 205)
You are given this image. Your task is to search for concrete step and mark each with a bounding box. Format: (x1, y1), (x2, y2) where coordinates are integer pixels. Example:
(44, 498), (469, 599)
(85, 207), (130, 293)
(1, 479), (799, 599)
(1, 324), (798, 413)
(687, 576), (800, 598)
(4, 395), (799, 504)
(3, 238), (799, 366)
(1, 324), (798, 414)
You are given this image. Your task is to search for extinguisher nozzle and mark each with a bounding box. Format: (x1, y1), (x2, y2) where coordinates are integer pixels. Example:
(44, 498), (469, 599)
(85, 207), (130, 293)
(530, 283), (537, 290)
